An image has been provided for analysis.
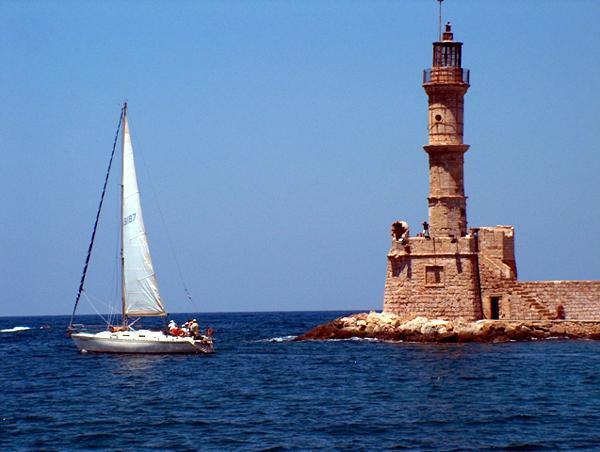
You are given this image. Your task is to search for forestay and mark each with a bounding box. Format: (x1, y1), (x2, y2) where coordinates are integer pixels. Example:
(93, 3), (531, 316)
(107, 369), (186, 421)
(121, 117), (166, 317)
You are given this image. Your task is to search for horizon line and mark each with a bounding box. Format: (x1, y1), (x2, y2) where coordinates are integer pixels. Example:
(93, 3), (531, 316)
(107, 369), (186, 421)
(0, 308), (378, 320)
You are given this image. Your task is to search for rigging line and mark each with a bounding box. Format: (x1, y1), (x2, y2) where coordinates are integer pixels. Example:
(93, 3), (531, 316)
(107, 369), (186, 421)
(84, 290), (116, 313)
(129, 123), (199, 312)
(69, 105), (125, 329)
(107, 303), (114, 327)
(82, 292), (111, 325)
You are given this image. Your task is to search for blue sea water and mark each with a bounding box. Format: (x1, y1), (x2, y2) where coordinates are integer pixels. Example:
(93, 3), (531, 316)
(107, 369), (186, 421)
(1, 311), (600, 451)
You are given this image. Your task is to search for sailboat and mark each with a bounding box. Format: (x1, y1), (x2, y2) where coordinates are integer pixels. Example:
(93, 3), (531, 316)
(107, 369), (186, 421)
(69, 103), (214, 354)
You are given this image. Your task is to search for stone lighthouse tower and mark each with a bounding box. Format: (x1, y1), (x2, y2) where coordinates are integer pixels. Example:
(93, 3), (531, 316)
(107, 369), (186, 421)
(424, 22), (470, 239)
(383, 22), (484, 320)
(380, 16), (599, 324)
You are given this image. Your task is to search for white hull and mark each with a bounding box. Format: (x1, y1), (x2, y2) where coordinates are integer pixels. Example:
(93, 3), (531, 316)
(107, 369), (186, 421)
(70, 107), (215, 354)
(71, 330), (213, 354)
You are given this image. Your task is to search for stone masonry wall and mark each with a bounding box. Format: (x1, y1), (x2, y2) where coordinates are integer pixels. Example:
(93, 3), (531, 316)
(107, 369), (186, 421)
(474, 226), (600, 320)
(507, 281), (600, 321)
(384, 224), (600, 322)
(383, 235), (482, 320)
(476, 226), (519, 319)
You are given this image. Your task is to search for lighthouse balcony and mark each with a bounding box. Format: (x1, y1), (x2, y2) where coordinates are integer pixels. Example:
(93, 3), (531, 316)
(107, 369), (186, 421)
(423, 67), (470, 85)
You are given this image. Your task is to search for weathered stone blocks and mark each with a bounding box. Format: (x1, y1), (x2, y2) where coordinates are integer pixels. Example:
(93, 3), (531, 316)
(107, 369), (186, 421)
(295, 312), (600, 343)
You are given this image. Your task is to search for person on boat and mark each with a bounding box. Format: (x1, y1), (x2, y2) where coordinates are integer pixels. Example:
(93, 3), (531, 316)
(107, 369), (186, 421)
(168, 320), (179, 336)
(190, 319), (200, 338)
(182, 320), (191, 336)
(172, 326), (185, 336)
(109, 325), (128, 332)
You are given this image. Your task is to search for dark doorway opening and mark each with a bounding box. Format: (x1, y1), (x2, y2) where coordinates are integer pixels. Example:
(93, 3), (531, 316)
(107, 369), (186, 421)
(490, 297), (501, 320)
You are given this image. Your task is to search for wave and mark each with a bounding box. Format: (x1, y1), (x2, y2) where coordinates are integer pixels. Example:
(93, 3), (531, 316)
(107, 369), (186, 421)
(260, 336), (390, 344)
(0, 326), (31, 333)
(328, 337), (383, 342)
(255, 335), (297, 343)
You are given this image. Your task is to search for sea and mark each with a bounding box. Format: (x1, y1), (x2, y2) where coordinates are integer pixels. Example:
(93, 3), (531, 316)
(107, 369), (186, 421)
(1, 311), (600, 451)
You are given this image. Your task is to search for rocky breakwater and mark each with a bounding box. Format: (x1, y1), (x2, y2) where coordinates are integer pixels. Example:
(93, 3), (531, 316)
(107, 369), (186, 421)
(294, 312), (600, 343)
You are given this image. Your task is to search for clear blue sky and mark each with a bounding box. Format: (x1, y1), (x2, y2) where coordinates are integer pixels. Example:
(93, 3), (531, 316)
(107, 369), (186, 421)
(2, 0), (599, 317)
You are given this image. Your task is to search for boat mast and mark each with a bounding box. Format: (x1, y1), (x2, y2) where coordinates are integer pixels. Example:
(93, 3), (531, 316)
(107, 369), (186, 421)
(120, 102), (128, 327)
(68, 105), (124, 332)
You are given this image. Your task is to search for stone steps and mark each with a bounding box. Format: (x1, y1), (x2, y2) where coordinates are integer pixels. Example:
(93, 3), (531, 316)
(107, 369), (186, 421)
(509, 290), (554, 320)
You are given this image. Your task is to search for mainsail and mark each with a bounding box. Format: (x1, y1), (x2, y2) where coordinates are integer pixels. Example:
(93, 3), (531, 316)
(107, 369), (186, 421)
(121, 115), (166, 317)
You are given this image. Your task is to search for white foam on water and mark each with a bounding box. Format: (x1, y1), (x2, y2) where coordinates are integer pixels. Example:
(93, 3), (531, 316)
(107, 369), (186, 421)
(255, 335), (297, 343)
(0, 326), (31, 333)
(326, 337), (382, 342)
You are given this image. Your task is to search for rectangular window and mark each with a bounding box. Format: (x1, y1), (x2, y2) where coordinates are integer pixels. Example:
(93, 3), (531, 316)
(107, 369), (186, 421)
(425, 265), (444, 287)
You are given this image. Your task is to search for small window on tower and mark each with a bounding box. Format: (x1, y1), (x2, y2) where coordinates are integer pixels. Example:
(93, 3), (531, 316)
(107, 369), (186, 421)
(425, 265), (444, 287)
(434, 114), (442, 122)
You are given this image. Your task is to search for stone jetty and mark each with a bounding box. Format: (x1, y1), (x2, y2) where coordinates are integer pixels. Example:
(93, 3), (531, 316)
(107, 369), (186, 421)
(294, 312), (600, 343)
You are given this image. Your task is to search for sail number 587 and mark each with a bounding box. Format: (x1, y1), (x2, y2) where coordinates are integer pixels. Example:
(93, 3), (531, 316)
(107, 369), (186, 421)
(123, 213), (137, 226)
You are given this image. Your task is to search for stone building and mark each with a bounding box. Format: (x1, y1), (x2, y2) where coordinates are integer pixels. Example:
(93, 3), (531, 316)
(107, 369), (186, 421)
(383, 23), (600, 321)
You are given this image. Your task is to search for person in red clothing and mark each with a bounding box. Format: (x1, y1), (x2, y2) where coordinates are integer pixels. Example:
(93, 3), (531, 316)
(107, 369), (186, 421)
(168, 320), (180, 336)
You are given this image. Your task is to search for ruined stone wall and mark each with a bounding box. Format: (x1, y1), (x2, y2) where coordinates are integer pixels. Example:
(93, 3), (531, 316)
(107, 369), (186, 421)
(475, 226), (518, 319)
(506, 281), (600, 321)
(382, 224), (600, 321)
(476, 227), (517, 278)
(383, 235), (482, 320)
(473, 226), (600, 320)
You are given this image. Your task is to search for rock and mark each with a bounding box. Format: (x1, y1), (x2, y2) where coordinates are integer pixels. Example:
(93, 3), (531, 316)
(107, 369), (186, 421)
(399, 316), (430, 332)
(420, 319), (451, 336)
(379, 314), (394, 324)
(373, 325), (386, 334)
(366, 311), (379, 321)
(454, 320), (481, 337)
(549, 325), (566, 336)
(392, 318), (404, 327)
(293, 313), (600, 343)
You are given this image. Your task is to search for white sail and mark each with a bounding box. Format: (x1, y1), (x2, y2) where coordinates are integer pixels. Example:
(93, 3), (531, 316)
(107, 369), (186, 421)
(121, 116), (166, 317)
(70, 104), (215, 355)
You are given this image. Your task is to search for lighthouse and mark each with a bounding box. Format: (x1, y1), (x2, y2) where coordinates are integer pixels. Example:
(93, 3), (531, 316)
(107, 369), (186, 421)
(423, 22), (470, 239)
(364, 1), (600, 326)
(382, 21), (484, 321)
